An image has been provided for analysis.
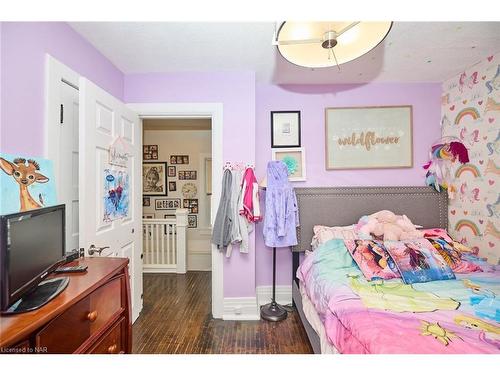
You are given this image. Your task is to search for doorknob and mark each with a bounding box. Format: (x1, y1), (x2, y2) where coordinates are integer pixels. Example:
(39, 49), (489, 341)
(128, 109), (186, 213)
(88, 244), (110, 256)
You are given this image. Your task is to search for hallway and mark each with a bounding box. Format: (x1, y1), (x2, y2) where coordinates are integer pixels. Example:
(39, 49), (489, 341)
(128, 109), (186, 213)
(132, 272), (313, 354)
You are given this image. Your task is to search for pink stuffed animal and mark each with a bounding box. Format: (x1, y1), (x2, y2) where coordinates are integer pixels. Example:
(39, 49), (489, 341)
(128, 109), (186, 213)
(358, 210), (423, 241)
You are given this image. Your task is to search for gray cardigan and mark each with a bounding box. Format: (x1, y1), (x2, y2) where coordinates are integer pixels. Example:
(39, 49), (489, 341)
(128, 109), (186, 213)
(212, 169), (233, 249)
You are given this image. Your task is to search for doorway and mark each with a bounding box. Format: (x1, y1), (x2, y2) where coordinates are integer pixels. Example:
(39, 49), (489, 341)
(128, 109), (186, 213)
(142, 118), (212, 271)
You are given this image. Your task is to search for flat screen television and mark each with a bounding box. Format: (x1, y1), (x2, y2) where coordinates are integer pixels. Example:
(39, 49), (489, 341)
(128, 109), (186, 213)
(0, 204), (66, 312)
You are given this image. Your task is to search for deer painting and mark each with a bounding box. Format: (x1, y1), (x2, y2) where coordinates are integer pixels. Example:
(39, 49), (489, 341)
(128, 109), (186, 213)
(0, 157), (49, 211)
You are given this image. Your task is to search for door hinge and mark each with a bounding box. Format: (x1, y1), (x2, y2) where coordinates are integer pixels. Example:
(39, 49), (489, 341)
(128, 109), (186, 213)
(60, 104), (64, 124)
(141, 293), (143, 299)
(140, 253), (143, 259)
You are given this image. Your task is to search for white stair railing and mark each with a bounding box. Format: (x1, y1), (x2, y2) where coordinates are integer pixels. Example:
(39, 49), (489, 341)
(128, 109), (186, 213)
(142, 209), (188, 273)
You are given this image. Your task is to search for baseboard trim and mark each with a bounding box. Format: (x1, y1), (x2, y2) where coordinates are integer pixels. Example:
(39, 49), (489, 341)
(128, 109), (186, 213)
(256, 285), (292, 307)
(222, 297), (259, 321)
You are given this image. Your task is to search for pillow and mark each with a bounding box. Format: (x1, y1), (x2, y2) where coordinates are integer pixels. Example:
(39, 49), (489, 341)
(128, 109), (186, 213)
(317, 239), (357, 269)
(344, 239), (400, 280)
(421, 228), (482, 273)
(384, 238), (456, 284)
(311, 224), (369, 250)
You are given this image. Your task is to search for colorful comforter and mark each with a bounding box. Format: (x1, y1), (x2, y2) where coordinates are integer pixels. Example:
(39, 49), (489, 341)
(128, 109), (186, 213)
(297, 239), (500, 354)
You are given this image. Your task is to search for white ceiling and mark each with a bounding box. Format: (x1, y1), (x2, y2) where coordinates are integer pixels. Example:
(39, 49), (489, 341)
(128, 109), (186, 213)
(69, 22), (500, 84)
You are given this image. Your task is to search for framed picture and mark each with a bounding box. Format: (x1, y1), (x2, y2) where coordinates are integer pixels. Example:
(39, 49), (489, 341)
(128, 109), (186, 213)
(271, 111), (301, 148)
(143, 197), (150, 207)
(168, 166), (176, 177)
(188, 215), (197, 228)
(271, 148), (306, 182)
(143, 145), (159, 160)
(164, 213), (177, 234)
(155, 198), (181, 210)
(179, 170), (197, 180)
(183, 199), (198, 213)
(170, 155), (189, 164)
(325, 106), (413, 170)
(169, 181), (177, 191)
(143, 162), (167, 196)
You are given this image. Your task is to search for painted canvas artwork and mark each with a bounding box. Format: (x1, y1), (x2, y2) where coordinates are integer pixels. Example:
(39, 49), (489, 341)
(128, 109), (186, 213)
(0, 153), (57, 214)
(103, 168), (130, 222)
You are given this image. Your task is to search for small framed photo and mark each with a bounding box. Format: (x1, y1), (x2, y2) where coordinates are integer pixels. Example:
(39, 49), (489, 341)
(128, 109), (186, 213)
(170, 156), (177, 164)
(143, 162), (167, 196)
(183, 156), (189, 164)
(143, 145), (159, 160)
(188, 215), (197, 228)
(271, 147), (306, 182)
(176, 156), (183, 164)
(155, 198), (181, 210)
(164, 213), (177, 234)
(142, 214), (154, 219)
(143, 197), (151, 207)
(168, 166), (176, 177)
(271, 111), (301, 148)
(178, 171), (185, 180)
(169, 181), (177, 191)
(183, 199), (198, 213)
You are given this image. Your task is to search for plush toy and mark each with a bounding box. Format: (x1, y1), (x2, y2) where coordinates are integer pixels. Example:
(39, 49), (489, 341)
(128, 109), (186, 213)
(357, 210), (423, 241)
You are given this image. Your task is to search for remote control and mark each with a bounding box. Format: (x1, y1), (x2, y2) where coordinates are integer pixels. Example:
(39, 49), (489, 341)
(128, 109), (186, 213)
(54, 265), (88, 273)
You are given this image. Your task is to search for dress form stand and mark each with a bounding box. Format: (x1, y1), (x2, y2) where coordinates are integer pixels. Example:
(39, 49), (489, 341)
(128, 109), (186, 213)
(260, 246), (288, 321)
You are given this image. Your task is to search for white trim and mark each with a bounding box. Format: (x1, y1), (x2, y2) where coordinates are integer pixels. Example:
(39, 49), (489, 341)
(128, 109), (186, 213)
(256, 285), (293, 307)
(223, 297), (260, 321)
(127, 102), (224, 319)
(143, 266), (177, 273)
(44, 54), (80, 194)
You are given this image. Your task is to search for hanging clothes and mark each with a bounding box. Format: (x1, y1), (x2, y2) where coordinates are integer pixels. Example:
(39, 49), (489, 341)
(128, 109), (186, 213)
(263, 161), (299, 248)
(240, 167), (262, 223)
(212, 169), (233, 250)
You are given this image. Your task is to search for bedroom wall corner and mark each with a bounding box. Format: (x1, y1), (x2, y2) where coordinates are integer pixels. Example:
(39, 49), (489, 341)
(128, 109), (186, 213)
(441, 52), (500, 264)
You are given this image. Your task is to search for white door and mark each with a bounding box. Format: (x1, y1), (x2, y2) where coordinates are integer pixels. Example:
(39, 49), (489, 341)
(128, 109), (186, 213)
(79, 78), (143, 322)
(59, 82), (80, 252)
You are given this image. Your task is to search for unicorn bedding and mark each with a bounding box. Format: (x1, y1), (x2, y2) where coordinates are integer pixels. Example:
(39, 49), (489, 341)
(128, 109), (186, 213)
(297, 237), (500, 354)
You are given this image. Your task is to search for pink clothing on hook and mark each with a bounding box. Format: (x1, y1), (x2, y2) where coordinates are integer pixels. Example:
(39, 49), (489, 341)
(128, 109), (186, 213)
(240, 167), (262, 223)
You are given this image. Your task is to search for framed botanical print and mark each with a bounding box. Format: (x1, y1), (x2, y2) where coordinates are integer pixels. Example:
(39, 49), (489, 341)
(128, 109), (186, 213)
(325, 106), (413, 170)
(271, 147), (306, 182)
(271, 111), (301, 148)
(143, 162), (167, 196)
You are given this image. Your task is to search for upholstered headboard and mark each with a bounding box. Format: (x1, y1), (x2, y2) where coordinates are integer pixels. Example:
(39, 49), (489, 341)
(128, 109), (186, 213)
(292, 186), (448, 253)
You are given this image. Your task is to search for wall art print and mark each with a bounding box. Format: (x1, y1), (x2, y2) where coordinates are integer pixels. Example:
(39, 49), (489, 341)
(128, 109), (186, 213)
(441, 52), (500, 264)
(0, 153), (57, 214)
(103, 168), (129, 222)
(143, 162), (167, 196)
(325, 106), (413, 169)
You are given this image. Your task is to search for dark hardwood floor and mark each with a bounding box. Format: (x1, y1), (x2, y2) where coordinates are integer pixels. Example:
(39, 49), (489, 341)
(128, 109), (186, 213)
(132, 272), (313, 354)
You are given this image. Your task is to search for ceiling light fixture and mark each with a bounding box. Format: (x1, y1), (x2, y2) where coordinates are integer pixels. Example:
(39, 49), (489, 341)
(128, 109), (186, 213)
(273, 21), (393, 70)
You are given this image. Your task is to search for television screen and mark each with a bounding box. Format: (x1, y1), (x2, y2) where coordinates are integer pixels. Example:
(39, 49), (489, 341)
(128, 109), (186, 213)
(1, 205), (65, 309)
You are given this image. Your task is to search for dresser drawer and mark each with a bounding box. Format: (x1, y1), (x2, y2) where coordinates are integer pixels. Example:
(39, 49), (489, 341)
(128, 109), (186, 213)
(87, 317), (125, 354)
(36, 276), (125, 353)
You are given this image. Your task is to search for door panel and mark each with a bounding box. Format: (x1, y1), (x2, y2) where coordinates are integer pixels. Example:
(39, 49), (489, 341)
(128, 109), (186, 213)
(79, 78), (142, 321)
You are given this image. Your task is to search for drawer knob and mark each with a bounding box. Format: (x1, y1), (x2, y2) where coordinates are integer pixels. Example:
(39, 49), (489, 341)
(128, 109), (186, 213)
(87, 310), (98, 322)
(107, 344), (118, 353)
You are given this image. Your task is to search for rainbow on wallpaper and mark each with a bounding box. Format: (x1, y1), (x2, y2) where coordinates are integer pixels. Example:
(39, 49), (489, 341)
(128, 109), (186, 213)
(455, 163), (481, 178)
(454, 219), (481, 236)
(454, 107), (481, 125)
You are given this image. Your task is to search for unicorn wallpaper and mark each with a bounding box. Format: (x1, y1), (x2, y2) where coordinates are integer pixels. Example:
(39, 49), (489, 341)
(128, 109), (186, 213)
(441, 52), (500, 264)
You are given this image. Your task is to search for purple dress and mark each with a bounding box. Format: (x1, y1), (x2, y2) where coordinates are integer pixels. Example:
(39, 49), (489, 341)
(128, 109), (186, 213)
(263, 161), (299, 248)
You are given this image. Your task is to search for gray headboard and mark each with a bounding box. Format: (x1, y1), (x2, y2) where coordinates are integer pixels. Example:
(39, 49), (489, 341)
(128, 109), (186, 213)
(292, 186), (448, 253)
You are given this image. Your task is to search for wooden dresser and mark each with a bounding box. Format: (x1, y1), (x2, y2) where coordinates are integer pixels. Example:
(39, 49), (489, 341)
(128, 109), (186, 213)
(0, 257), (132, 354)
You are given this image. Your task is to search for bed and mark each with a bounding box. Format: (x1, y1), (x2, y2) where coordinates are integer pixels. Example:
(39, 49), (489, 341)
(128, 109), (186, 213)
(291, 186), (500, 354)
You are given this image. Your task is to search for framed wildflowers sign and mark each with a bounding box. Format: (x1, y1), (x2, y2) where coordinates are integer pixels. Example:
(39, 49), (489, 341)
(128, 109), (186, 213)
(325, 106), (413, 170)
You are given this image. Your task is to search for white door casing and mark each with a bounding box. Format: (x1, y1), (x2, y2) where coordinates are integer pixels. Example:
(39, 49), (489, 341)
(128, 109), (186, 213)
(128, 103), (223, 319)
(45, 55), (80, 253)
(79, 78), (143, 322)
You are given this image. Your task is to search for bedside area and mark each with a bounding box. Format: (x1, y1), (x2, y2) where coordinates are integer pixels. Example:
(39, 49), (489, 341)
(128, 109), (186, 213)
(0, 257), (132, 354)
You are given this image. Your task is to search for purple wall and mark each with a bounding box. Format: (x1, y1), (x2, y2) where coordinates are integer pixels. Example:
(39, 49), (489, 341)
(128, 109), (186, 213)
(124, 72), (257, 298)
(254, 83), (442, 286)
(0, 22), (124, 156)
